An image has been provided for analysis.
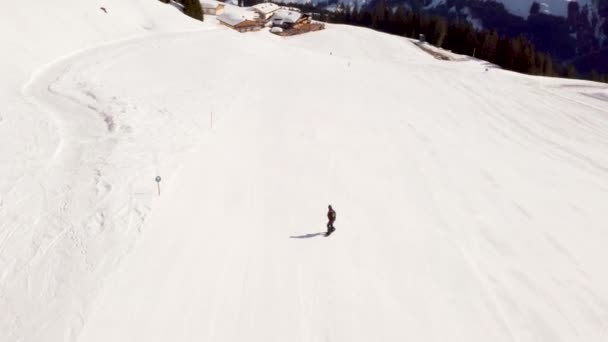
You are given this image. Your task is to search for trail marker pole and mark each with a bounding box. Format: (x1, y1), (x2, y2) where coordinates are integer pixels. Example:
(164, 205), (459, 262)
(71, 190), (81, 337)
(155, 176), (162, 196)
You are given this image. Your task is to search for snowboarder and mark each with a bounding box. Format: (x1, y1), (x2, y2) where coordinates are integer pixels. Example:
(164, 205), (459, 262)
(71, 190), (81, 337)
(326, 205), (336, 236)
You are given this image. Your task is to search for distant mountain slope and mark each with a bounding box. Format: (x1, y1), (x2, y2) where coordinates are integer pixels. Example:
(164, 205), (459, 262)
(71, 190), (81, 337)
(428, 0), (607, 72)
(454, 0), (593, 17)
(279, 0), (593, 17)
(279, 0), (606, 72)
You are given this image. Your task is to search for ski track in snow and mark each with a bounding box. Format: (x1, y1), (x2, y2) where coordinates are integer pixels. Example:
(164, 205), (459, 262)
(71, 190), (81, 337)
(2, 2), (608, 341)
(0, 30), (211, 341)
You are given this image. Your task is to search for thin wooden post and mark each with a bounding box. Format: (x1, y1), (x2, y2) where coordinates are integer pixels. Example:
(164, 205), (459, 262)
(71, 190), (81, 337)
(155, 176), (162, 196)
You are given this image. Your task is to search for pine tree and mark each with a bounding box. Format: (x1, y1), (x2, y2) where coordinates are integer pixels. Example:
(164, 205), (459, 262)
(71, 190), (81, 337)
(360, 10), (372, 27)
(183, 0), (204, 21)
(351, 3), (360, 26)
(392, 6), (407, 35)
(433, 17), (448, 47)
(534, 53), (547, 75)
(529, 2), (540, 15)
(372, 0), (387, 29)
(565, 64), (579, 78)
(543, 55), (555, 76)
(480, 30), (499, 62)
(344, 5), (352, 24)
(567, 1), (580, 31)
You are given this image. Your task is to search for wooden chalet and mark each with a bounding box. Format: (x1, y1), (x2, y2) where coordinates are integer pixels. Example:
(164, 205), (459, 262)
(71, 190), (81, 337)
(201, 0), (225, 15)
(217, 13), (261, 32)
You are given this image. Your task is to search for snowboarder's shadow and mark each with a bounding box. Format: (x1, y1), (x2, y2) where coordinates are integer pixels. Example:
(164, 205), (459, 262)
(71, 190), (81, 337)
(289, 232), (325, 239)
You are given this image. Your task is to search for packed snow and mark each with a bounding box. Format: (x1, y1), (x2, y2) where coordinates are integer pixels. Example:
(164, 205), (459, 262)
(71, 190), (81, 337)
(1, 1), (608, 342)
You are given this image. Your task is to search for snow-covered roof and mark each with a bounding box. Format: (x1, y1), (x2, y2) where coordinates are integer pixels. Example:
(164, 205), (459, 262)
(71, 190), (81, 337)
(281, 7), (301, 12)
(200, 0), (224, 9)
(251, 2), (279, 14)
(271, 9), (301, 24)
(217, 12), (257, 26)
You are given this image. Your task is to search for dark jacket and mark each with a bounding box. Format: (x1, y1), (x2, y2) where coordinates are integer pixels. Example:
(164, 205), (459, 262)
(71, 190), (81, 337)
(327, 208), (336, 222)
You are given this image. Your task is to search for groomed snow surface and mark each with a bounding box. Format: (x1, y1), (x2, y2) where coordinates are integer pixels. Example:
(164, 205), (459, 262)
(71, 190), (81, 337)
(1, 1), (608, 341)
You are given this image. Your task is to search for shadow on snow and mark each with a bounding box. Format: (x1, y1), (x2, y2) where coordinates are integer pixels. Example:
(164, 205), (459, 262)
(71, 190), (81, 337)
(289, 232), (325, 239)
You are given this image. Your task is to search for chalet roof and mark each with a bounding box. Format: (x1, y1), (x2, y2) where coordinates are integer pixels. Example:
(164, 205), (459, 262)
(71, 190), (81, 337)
(251, 2), (279, 14)
(271, 9), (301, 24)
(200, 0), (224, 9)
(217, 12), (257, 26)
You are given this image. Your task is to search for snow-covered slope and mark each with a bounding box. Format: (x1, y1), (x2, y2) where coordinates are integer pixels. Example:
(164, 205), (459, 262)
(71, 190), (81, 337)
(2, 1), (608, 342)
(0, 0), (198, 193)
(0, 1), (201, 341)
